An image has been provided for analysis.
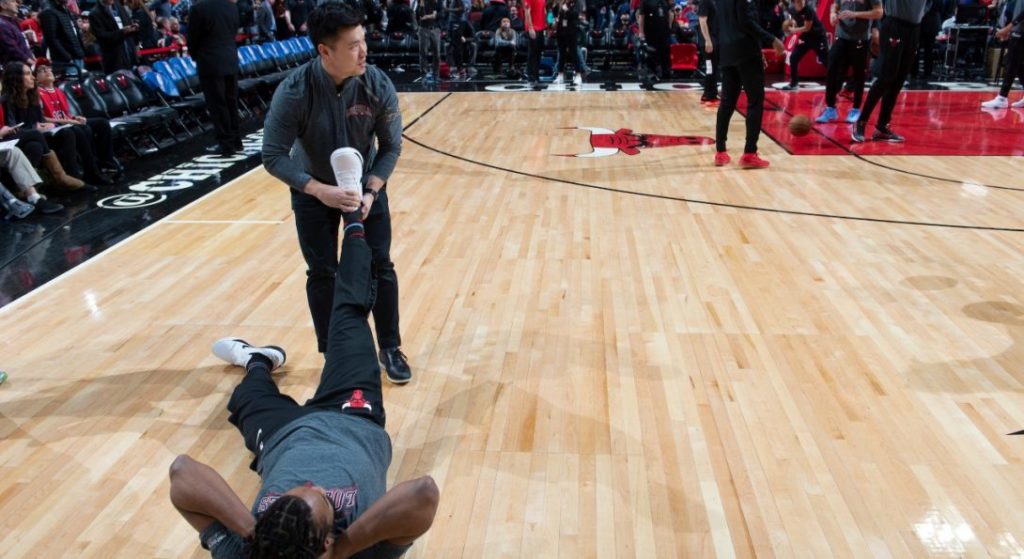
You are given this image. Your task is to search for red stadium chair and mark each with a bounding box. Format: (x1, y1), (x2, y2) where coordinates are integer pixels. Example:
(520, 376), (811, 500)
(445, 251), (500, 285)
(670, 43), (698, 71)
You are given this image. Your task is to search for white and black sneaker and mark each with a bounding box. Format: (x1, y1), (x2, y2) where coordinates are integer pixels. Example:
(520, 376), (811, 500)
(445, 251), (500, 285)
(212, 338), (287, 371)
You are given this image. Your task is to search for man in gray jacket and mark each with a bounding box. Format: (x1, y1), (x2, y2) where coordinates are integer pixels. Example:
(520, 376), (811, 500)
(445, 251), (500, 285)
(262, 1), (413, 384)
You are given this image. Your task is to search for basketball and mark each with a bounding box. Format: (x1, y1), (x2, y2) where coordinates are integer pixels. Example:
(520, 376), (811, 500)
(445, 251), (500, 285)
(788, 115), (812, 136)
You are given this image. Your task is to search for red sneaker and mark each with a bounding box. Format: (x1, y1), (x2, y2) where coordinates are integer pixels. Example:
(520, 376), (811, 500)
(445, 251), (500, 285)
(739, 152), (770, 169)
(714, 151), (731, 166)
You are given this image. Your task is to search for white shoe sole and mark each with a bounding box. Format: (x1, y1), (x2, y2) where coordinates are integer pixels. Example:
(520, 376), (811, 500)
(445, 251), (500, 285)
(330, 148), (364, 197)
(213, 337), (287, 370)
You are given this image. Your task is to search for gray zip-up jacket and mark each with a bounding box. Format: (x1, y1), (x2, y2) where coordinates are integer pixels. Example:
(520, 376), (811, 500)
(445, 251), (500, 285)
(262, 60), (402, 192)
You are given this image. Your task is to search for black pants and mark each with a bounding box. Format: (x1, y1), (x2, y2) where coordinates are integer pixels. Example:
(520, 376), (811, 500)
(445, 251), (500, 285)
(85, 118), (116, 166)
(912, 12), (940, 79)
(292, 187), (400, 354)
(46, 125), (104, 181)
(788, 34), (828, 86)
(199, 73), (241, 150)
(646, 33), (671, 79)
(825, 38), (869, 108)
(12, 129), (49, 167)
(227, 234), (386, 471)
(716, 56), (765, 154)
(555, 30), (579, 74)
(858, 17), (919, 129)
(526, 33), (545, 81)
(702, 45), (719, 99)
(493, 45), (516, 73)
(1000, 35), (1024, 97)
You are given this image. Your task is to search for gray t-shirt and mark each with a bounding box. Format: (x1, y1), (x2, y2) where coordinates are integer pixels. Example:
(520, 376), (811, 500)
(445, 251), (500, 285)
(834, 0), (881, 40)
(882, 0), (928, 24)
(200, 412), (410, 559)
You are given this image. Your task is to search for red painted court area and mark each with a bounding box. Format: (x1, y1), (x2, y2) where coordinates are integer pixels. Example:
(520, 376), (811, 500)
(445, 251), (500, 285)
(752, 90), (1024, 156)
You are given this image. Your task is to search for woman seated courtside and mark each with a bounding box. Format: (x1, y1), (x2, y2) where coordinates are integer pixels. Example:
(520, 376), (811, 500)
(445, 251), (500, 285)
(1, 61), (113, 186)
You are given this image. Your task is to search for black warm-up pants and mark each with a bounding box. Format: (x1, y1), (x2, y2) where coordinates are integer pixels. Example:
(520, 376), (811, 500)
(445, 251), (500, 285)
(227, 233), (387, 471)
(999, 35), (1024, 98)
(825, 37), (869, 109)
(788, 34), (828, 86)
(858, 16), (920, 129)
(291, 187), (401, 355)
(716, 56), (766, 154)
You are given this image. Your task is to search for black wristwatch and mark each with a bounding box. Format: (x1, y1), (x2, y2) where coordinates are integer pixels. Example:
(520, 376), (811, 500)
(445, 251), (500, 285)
(363, 187), (379, 203)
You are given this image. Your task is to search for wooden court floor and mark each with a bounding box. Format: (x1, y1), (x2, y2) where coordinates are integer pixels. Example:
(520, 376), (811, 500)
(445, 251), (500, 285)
(2, 91), (1024, 558)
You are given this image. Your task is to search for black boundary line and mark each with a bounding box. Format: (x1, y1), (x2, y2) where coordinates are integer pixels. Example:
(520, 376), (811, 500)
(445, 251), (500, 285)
(403, 92), (453, 132)
(762, 93), (1024, 193)
(402, 94), (1024, 233)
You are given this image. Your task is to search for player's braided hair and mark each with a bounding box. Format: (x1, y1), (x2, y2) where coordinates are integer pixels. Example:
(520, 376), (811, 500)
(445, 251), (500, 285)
(247, 495), (328, 559)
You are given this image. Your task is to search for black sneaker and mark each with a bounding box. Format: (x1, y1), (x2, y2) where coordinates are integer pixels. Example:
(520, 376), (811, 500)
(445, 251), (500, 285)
(379, 347), (412, 385)
(872, 126), (905, 143)
(851, 123), (866, 143)
(32, 197), (64, 214)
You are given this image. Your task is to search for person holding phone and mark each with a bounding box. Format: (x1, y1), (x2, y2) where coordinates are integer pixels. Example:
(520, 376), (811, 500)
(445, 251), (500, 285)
(88, 0), (139, 73)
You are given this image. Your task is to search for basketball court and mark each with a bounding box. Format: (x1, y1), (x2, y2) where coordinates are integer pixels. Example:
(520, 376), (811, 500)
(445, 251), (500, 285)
(1, 88), (1023, 557)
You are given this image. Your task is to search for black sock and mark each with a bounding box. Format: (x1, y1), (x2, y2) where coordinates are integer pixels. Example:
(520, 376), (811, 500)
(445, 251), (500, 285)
(246, 353), (273, 375)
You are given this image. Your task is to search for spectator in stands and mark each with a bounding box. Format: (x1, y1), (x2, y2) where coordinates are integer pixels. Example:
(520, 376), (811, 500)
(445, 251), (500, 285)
(576, 11), (591, 74)
(40, 0), (86, 77)
(20, 6), (44, 56)
(88, 0), (139, 73)
(481, 0), (510, 31)
(0, 102), (84, 192)
(34, 64), (122, 178)
(1, 61), (110, 186)
(0, 0), (35, 67)
(148, 0), (171, 18)
(670, 5), (695, 43)
(187, 0), (241, 155)
(522, 0), (544, 84)
(0, 144), (64, 215)
(255, 0), (275, 42)
(981, 0), (1024, 108)
(287, 0), (309, 35)
(551, 0), (582, 83)
(443, 0), (465, 27)
(273, 0), (293, 38)
(637, 0), (672, 80)
(509, 4), (524, 30)
(155, 15), (185, 46)
(416, 0), (441, 80)
(363, 0), (383, 30)
(780, 0), (828, 90)
(492, 15), (517, 75)
(237, 0), (256, 40)
(127, 0), (158, 48)
(170, 0), (190, 32)
(448, 14), (474, 78)
(76, 12), (100, 58)
(912, 0), (946, 80)
(386, 0), (415, 33)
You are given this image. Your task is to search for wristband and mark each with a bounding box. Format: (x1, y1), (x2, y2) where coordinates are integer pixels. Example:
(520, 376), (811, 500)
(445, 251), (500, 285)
(363, 187), (379, 202)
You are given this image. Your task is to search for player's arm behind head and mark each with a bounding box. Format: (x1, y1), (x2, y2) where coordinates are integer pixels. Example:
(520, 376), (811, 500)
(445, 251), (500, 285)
(329, 476), (440, 559)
